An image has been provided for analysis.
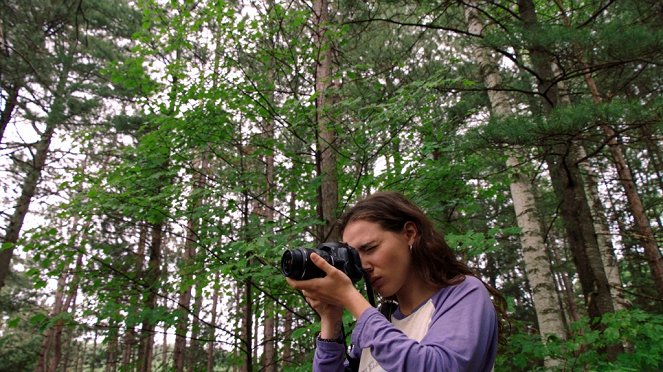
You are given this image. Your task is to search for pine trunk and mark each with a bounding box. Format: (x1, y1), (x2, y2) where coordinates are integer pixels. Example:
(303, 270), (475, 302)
(577, 146), (628, 309)
(240, 278), (252, 372)
(121, 328), (136, 368)
(262, 63), (277, 370)
(283, 311), (293, 365)
(36, 244), (84, 372)
(161, 295), (170, 370)
(603, 130), (663, 298)
(637, 123), (663, 192)
(554, 63), (628, 310)
(551, 243), (580, 322)
(188, 284), (203, 372)
(0, 84), (19, 143)
(262, 311), (276, 372)
(174, 153), (208, 371)
(105, 324), (118, 372)
(0, 21), (81, 289)
(313, 0), (339, 243)
(137, 223), (164, 372)
(91, 329), (98, 372)
(35, 267), (67, 372)
(556, 0), (663, 300)
(172, 253), (193, 372)
(207, 273), (220, 372)
(518, 0), (616, 321)
(0, 108), (56, 290)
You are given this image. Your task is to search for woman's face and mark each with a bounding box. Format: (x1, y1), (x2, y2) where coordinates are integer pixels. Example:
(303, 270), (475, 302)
(342, 219), (415, 299)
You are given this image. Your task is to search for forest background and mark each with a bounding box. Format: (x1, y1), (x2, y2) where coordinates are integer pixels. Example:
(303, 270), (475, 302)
(1, 0), (662, 371)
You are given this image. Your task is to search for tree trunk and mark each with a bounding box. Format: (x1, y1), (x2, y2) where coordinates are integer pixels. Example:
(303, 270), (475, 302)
(637, 122), (663, 193)
(0, 115), (56, 290)
(0, 84), (19, 143)
(262, 312), (276, 372)
(282, 194), (296, 367)
(551, 242), (580, 322)
(207, 272), (220, 372)
(137, 223), (164, 372)
(105, 324), (118, 372)
(553, 61), (629, 310)
(283, 311), (293, 366)
(91, 329), (97, 372)
(577, 146), (629, 309)
(172, 252), (193, 372)
(121, 328), (136, 368)
(0, 19), (81, 290)
(188, 284), (203, 372)
(313, 0), (339, 243)
(174, 153), (208, 371)
(238, 191), (253, 372)
(591, 101), (663, 300)
(239, 278), (252, 372)
(518, 0), (616, 321)
(60, 294), (77, 372)
(465, 1), (567, 356)
(36, 243), (84, 372)
(262, 78), (277, 371)
(161, 295), (170, 370)
(35, 264), (68, 372)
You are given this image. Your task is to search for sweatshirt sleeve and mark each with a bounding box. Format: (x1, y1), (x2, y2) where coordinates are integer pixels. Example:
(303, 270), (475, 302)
(351, 276), (498, 372)
(312, 337), (362, 372)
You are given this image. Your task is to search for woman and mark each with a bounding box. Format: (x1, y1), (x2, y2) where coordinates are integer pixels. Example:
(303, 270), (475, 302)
(287, 191), (506, 371)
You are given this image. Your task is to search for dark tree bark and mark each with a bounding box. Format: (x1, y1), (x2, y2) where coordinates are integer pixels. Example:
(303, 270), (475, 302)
(313, 0), (340, 243)
(518, 0), (616, 320)
(0, 84), (19, 143)
(137, 223), (164, 372)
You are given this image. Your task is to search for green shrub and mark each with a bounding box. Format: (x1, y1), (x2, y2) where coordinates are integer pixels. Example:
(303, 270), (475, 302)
(496, 310), (663, 371)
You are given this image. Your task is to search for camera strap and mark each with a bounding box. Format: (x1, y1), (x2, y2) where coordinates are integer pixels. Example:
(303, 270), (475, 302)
(342, 272), (378, 371)
(363, 271), (376, 307)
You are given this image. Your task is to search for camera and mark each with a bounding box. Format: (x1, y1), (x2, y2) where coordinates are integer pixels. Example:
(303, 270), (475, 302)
(281, 242), (363, 283)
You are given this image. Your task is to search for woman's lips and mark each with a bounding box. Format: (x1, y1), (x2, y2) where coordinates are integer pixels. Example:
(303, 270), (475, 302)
(371, 277), (384, 290)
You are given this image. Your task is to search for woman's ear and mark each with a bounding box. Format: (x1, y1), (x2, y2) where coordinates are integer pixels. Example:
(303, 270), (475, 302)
(403, 221), (418, 245)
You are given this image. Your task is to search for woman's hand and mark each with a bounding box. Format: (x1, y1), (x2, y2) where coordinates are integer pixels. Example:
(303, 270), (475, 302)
(286, 253), (372, 325)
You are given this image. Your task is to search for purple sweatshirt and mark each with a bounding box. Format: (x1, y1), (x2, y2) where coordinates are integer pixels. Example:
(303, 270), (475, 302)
(313, 276), (498, 371)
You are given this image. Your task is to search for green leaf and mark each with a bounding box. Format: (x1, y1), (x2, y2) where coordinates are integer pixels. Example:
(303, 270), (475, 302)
(6, 317), (21, 328)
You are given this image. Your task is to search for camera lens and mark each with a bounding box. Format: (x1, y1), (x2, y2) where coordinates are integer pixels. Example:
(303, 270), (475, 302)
(281, 248), (306, 279)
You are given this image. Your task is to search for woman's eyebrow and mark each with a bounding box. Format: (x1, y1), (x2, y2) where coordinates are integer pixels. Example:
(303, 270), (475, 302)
(354, 241), (376, 252)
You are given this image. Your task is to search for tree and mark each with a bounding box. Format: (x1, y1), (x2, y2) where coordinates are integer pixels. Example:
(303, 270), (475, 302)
(0, 0), (141, 290)
(313, 0), (340, 243)
(464, 3), (566, 368)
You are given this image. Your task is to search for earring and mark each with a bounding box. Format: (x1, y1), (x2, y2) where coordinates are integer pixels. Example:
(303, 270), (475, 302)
(409, 244), (413, 253)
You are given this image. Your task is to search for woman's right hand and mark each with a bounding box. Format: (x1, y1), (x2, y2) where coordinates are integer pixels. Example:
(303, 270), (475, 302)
(286, 253), (372, 331)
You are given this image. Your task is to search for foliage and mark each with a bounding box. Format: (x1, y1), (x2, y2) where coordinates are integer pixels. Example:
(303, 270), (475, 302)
(497, 310), (663, 371)
(1, 0), (662, 371)
(0, 331), (41, 371)
(0, 272), (44, 371)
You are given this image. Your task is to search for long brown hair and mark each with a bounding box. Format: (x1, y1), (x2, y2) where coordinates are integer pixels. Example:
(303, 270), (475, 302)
(338, 191), (508, 340)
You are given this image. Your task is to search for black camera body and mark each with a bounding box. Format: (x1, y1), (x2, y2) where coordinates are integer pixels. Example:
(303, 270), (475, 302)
(281, 242), (363, 283)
